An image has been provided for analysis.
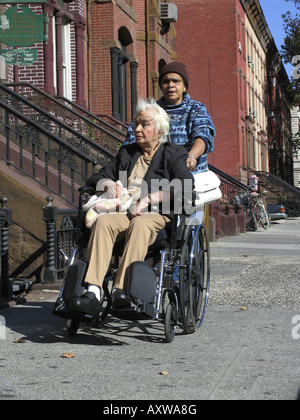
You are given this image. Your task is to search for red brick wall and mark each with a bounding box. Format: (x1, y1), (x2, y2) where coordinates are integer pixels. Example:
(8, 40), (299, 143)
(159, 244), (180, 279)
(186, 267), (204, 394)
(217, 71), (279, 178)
(5, 5), (45, 89)
(174, 0), (248, 180)
(5, 3), (83, 101)
(4, 0), (176, 123)
(89, 0), (176, 121)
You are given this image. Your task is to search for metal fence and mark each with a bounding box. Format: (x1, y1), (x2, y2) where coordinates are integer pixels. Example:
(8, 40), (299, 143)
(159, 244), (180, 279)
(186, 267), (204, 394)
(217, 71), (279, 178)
(43, 196), (79, 282)
(0, 86), (116, 207)
(0, 197), (12, 298)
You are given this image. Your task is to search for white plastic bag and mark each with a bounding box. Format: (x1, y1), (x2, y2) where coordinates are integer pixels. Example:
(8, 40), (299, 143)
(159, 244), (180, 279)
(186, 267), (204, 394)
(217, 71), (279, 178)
(193, 170), (222, 207)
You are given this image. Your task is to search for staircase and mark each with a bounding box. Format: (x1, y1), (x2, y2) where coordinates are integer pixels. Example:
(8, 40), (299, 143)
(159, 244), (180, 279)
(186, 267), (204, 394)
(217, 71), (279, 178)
(0, 83), (125, 207)
(0, 83), (131, 290)
(254, 171), (300, 216)
(0, 82), (250, 208)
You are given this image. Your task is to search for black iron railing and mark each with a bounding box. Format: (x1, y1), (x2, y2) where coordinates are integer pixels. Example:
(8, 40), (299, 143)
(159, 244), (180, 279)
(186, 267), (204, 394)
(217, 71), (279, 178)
(42, 196), (79, 281)
(0, 97), (115, 206)
(209, 164), (250, 202)
(0, 196), (12, 298)
(5, 83), (127, 149)
(254, 170), (300, 216)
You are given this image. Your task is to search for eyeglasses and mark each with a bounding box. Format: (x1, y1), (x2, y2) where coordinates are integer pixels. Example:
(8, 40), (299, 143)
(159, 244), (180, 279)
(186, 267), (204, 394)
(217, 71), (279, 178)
(161, 77), (182, 85)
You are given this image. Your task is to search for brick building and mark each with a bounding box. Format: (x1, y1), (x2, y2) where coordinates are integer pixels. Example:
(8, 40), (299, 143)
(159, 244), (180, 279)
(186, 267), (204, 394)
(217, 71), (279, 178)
(0, 0), (294, 184)
(292, 106), (300, 187)
(0, 0), (177, 123)
(173, 0), (294, 184)
(0, 1), (88, 106)
(88, 0), (177, 122)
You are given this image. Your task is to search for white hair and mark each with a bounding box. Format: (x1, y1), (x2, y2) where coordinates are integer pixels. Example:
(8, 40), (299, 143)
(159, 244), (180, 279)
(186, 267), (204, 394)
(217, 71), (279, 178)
(134, 97), (170, 143)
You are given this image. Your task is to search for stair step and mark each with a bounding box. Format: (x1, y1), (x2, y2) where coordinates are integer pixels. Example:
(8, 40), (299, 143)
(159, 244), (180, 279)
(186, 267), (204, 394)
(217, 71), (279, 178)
(0, 134), (80, 206)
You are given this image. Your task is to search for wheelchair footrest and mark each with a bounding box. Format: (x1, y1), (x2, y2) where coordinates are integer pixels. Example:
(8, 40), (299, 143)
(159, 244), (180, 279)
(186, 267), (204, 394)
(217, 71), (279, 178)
(52, 297), (99, 324)
(110, 301), (157, 321)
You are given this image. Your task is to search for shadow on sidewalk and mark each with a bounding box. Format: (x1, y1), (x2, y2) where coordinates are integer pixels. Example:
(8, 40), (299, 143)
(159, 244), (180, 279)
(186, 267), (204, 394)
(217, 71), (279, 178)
(2, 300), (172, 346)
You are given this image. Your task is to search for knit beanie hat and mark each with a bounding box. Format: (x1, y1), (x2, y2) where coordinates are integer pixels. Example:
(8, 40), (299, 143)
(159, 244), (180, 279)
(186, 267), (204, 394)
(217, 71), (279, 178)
(159, 62), (189, 89)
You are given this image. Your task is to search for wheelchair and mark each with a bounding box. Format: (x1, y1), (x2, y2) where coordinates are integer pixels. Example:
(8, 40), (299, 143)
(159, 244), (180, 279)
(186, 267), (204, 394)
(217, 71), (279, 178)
(53, 187), (211, 343)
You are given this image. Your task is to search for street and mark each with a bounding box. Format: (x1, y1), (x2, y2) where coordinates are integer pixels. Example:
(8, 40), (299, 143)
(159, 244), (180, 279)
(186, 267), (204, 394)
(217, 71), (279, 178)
(0, 217), (299, 401)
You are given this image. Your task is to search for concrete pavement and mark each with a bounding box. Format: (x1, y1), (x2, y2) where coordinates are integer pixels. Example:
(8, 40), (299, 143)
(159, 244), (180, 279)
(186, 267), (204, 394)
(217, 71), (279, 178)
(0, 217), (299, 401)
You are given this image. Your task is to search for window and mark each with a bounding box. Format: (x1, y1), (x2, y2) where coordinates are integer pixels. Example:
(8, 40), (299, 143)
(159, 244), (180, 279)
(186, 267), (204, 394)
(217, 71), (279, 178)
(110, 27), (134, 122)
(62, 23), (72, 100)
(53, 17), (57, 91)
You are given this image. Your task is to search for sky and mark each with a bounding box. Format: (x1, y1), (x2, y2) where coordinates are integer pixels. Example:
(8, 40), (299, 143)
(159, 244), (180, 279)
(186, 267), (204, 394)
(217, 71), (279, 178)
(259, 0), (299, 77)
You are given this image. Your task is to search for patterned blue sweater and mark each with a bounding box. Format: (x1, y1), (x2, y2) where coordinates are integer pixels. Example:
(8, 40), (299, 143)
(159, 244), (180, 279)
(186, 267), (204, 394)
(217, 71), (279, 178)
(125, 93), (215, 173)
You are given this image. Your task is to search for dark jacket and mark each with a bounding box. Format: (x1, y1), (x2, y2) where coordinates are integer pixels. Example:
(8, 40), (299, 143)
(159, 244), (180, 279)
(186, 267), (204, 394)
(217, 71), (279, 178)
(86, 142), (194, 216)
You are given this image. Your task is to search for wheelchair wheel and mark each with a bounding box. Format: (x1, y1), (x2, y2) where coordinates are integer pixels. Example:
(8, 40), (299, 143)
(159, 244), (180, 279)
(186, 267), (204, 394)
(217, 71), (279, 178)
(178, 225), (197, 334)
(164, 303), (177, 343)
(66, 319), (80, 336)
(179, 224), (210, 334)
(194, 225), (210, 327)
(99, 278), (112, 321)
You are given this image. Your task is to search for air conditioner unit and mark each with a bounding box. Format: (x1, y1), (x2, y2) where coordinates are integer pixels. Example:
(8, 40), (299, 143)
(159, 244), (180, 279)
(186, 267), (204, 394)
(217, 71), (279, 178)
(160, 3), (178, 22)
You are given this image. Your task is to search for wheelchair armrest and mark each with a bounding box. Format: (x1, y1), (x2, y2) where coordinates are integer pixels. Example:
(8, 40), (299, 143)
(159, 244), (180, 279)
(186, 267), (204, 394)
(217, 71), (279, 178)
(78, 186), (96, 228)
(78, 186), (96, 207)
(78, 186), (96, 196)
(173, 190), (197, 216)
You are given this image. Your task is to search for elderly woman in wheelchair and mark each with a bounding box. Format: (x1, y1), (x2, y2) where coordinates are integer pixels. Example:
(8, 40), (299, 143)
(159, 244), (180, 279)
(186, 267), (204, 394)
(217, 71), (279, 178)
(53, 98), (214, 341)
(68, 98), (195, 317)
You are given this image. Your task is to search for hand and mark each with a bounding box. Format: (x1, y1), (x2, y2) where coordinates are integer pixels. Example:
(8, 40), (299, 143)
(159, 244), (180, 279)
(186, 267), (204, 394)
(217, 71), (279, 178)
(131, 196), (151, 217)
(186, 155), (197, 170)
(102, 180), (125, 199)
(186, 138), (205, 170)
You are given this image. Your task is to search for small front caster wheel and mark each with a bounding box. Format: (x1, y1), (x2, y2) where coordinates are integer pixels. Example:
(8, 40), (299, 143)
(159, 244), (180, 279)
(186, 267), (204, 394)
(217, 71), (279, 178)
(66, 319), (80, 336)
(164, 303), (177, 343)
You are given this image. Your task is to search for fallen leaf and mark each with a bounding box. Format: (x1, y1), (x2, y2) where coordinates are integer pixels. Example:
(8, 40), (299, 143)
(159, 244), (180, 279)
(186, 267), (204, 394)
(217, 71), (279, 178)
(61, 353), (75, 359)
(15, 338), (26, 343)
(159, 371), (168, 376)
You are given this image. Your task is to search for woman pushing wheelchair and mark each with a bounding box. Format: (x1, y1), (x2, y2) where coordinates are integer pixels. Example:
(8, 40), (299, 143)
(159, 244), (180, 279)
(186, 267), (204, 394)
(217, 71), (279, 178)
(68, 98), (195, 316)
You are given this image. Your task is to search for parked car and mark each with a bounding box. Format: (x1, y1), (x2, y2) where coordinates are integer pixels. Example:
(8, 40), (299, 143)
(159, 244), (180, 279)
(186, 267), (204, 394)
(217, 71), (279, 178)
(267, 204), (288, 221)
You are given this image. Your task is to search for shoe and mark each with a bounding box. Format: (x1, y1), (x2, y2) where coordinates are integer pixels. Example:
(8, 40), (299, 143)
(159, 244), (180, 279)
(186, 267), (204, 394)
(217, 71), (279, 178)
(111, 289), (131, 308)
(68, 291), (100, 316)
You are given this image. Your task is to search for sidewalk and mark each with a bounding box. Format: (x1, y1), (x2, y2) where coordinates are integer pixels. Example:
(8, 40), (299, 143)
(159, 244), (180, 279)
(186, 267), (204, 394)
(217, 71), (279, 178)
(0, 282), (61, 310)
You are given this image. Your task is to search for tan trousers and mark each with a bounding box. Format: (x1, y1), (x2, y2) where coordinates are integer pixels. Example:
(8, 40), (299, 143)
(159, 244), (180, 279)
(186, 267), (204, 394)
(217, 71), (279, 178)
(85, 213), (169, 290)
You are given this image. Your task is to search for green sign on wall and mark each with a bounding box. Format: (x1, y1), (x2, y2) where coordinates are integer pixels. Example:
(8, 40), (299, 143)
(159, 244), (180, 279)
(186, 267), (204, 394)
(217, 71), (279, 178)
(1, 48), (38, 65)
(0, 6), (45, 47)
(0, 49), (18, 65)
